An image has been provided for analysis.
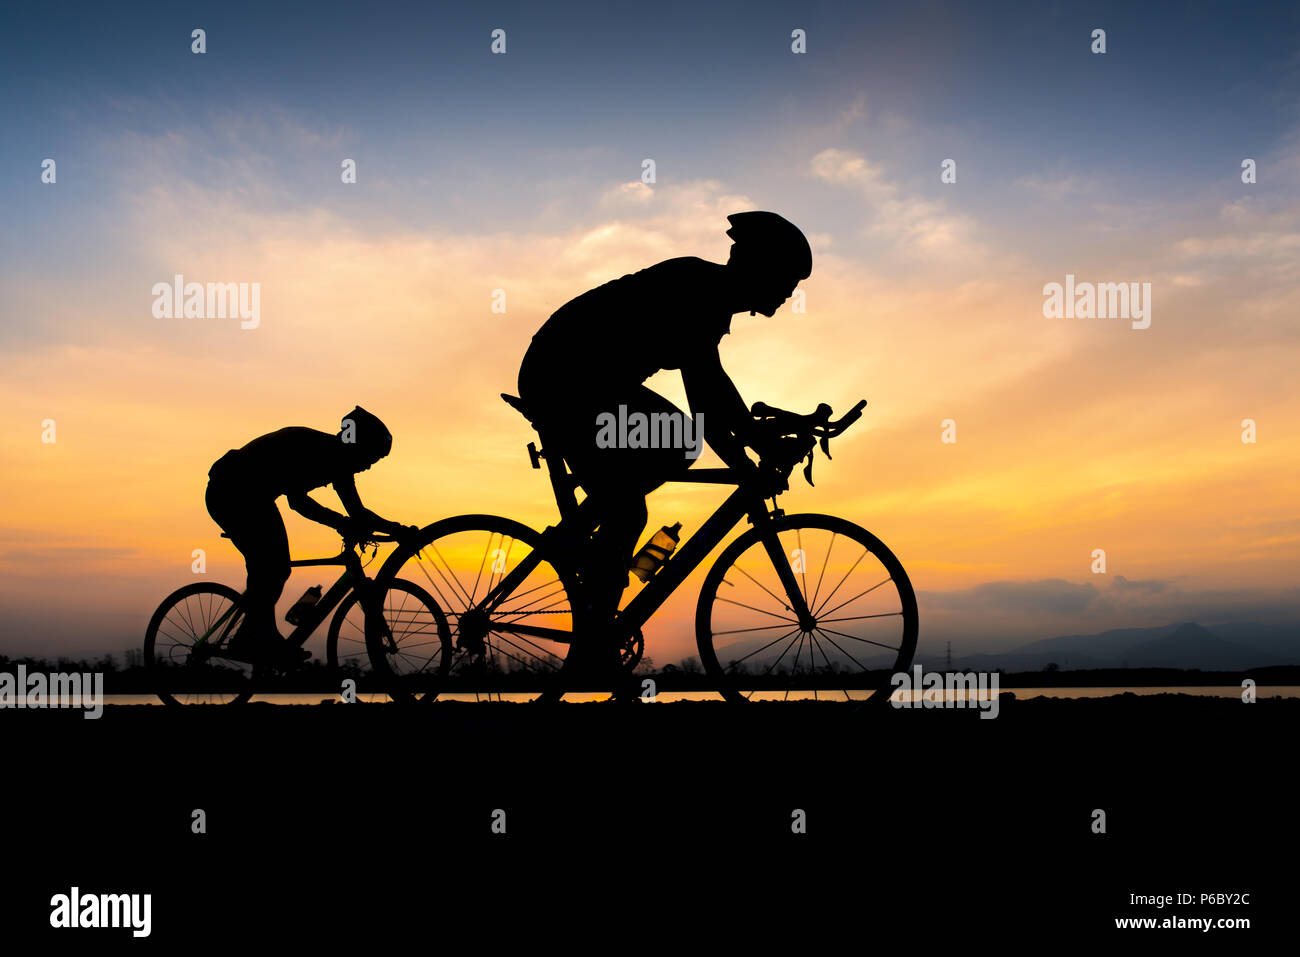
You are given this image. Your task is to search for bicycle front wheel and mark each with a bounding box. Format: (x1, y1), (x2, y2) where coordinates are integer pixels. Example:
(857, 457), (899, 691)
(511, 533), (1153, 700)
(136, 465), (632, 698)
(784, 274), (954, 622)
(332, 578), (451, 703)
(696, 514), (918, 704)
(144, 582), (256, 706)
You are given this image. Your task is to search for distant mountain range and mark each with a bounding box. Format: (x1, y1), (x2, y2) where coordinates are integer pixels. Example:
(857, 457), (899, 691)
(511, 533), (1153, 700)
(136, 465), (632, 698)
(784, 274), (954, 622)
(924, 622), (1300, 672)
(715, 621), (1300, 672)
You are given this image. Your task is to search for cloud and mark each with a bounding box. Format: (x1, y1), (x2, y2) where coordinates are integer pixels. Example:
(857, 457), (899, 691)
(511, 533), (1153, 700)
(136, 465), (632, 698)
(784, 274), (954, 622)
(1108, 575), (1169, 594)
(809, 147), (978, 254)
(809, 148), (889, 190)
(838, 93), (867, 127)
(0, 546), (138, 568)
(922, 579), (1100, 615)
(1013, 172), (1095, 202)
(918, 578), (1300, 648)
(600, 181), (655, 206)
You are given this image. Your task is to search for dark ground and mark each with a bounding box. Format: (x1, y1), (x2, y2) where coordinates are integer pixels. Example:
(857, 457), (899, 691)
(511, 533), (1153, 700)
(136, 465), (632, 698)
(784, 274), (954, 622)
(4, 693), (1294, 944)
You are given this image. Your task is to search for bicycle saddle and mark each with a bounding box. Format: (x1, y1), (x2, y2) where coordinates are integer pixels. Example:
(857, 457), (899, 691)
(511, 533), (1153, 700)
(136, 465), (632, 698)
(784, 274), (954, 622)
(500, 393), (536, 423)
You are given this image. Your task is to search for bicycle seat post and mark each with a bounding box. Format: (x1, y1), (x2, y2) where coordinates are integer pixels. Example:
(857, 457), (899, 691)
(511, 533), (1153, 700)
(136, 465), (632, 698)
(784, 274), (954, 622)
(526, 424), (578, 523)
(502, 392), (581, 522)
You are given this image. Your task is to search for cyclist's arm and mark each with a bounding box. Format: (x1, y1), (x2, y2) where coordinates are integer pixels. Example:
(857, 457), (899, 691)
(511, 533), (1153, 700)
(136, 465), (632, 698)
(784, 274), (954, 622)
(285, 491), (350, 531)
(333, 475), (404, 535)
(680, 350), (758, 472)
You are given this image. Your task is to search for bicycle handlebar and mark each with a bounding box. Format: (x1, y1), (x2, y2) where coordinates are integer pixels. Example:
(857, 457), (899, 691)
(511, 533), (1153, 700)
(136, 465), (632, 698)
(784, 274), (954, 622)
(748, 398), (868, 487)
(823, 399), (868, 437)
(751, 398), (867, 439)
(340, 531), (402, 550)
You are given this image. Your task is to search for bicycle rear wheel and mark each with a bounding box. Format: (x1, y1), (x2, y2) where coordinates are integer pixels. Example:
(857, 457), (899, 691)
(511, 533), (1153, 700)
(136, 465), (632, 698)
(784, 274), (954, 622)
(144, 582), (256, 706)
(695, 514), (918, 705)
(366, 515), (580, 702)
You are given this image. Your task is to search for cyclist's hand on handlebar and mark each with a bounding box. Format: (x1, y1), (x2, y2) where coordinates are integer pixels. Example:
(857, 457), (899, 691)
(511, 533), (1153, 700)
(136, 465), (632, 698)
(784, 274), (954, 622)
(749, 401), (797, 421)
(751, 401), (829, 427)
(395, 524), (425, 546)
(753, 399), (868, 442)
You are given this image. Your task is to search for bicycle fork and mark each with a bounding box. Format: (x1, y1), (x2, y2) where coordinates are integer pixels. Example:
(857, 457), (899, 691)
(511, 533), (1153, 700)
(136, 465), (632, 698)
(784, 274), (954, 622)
(756, 525), (817, 629)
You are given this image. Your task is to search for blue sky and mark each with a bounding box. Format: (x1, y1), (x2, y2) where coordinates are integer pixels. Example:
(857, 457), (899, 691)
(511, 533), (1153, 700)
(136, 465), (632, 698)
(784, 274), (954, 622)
(4, 0), (1297, 239)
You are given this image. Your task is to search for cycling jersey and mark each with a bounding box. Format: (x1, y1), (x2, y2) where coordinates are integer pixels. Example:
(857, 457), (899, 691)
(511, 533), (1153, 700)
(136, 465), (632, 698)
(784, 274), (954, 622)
(524, 257), (733, 389)
(209, 427), (351, 500)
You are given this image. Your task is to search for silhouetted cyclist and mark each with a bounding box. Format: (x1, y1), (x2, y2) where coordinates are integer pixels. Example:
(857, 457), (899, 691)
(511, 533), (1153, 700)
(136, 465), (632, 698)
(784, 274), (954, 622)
(517, 211), (812, 676)
(205, 406), (416, 665)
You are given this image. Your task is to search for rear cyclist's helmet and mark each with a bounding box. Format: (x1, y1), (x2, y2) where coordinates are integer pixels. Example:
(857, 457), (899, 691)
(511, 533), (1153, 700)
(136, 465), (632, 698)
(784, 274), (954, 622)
(725, 211), (812, 280)
(340, 405), (392, 458)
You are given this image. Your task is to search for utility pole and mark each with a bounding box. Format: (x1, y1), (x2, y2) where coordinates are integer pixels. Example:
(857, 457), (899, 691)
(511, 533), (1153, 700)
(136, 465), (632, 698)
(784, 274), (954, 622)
(946, 641), (952, 671)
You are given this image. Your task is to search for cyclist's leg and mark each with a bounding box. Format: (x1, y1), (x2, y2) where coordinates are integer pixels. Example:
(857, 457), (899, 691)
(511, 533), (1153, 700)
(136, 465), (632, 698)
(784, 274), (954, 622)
(206, 481), (290, 645)
(583, 485), (646, 619)
(553, 386), (698, 657)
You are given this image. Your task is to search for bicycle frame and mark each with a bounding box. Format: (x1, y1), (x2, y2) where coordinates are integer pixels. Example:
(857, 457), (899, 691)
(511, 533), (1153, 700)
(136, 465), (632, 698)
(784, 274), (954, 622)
(461, 468), (808, 650)
(281, 555), (359, 644)
(192, 549), (363, 651)
(457, 395), (869, 660)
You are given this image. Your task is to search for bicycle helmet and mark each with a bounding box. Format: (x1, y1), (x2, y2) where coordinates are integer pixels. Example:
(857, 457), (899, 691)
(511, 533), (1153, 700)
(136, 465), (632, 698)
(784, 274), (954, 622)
(340, 405), (392, 458)
(725, 211), (812, 280)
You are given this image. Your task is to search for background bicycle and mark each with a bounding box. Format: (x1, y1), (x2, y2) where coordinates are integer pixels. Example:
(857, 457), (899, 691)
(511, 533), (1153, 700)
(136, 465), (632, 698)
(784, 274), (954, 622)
(143, 532), (449, 705)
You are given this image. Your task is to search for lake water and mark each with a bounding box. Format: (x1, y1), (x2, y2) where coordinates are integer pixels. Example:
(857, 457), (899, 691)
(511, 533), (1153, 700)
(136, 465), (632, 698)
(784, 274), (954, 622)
(28, 685), (1299, 705)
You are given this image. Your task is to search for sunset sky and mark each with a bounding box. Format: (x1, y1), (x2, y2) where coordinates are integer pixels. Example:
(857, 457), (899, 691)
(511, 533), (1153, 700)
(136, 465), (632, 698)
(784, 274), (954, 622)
(1, 1), (1297, 662)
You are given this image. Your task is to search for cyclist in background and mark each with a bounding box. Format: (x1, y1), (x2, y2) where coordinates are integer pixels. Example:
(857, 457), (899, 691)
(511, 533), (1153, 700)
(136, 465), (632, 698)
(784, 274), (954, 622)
(516, 211), (812, 676)
(205, 406), (416, 665)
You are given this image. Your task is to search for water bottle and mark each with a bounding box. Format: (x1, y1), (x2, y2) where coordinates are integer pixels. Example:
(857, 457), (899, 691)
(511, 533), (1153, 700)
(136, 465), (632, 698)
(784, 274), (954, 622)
(285, 585), (323, 625)
(630, 523), (682, 582)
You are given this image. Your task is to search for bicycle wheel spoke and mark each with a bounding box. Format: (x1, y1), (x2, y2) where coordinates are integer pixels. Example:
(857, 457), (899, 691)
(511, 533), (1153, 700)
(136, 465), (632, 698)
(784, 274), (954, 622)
(494, 537), (517, 603)
(811, 628), (877, 674)
(496, 575), (558, 605)
(814, 625), (901, 654)
(714, 595), (798, 622)
(811, 546), (872, 618)
(809, 532), (836, 612)
(731, 566), (794, 613)
(388, 637), (443, 652)
(808, 632), (852, 701)
(785, 633), (808, 700)
(392, 652), (440, 675)
(757, 628), (804, 678)
(714, 622), (804, 637)
(391, 588), (412, 626)
(734, 625), (802, 701)
(817, 612), (902, 623)
(478, 535), (521, 611)
(175, 598), (199, 641)
(468, 533), (496, 609)
(427, 542), (476, 608)
(158, 624), (193, 648)
(487, 626), (565, 665)
(795, 528), (808, 606)
(817, 578), (894, 620)
(498, 582), (567, 615)
(484, 637), (543, 672)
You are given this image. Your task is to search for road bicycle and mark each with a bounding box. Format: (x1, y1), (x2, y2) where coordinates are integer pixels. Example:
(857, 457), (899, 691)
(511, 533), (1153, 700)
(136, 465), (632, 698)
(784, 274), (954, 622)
(143, 532), (449, 705)
(363, 396), (918, 705)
